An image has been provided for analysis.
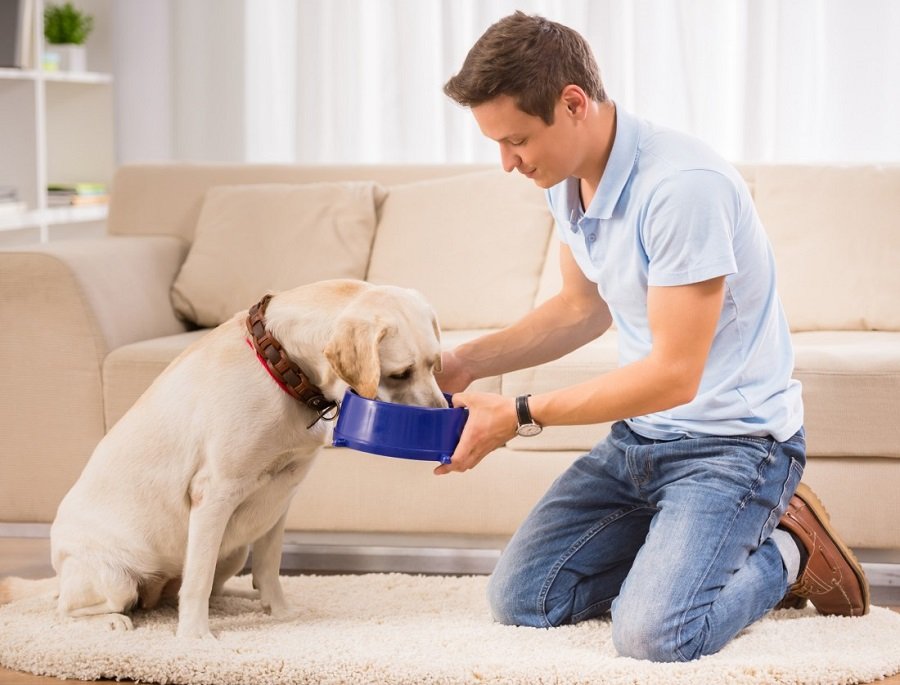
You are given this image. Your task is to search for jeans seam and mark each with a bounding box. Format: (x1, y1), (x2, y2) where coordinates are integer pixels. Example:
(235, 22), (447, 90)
(759, 455), (804, 546)
(572, 596), (617, 623)
(673, 438), (778, 662)
(537, 505), (653, 628)
(625, 445), (651, 495)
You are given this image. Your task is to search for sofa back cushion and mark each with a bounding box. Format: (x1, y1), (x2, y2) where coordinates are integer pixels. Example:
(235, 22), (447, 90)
(108, 164), (492, 243)
(170, 182), (381, 327)
(366, 170), (554, 330)
(752, 165), (900, 331)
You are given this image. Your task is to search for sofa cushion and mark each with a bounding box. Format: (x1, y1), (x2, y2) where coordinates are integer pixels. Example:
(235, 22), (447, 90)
(752, 165), (900, 331)
(367, 170), (554, 330)
(286, 446), (580, 535)
(170, 182), (384, 327)
(533, 232), (563, 307)
(103, 330), (209, 430)
(792, 330), (900, 458)
(283, 448), (900, 546)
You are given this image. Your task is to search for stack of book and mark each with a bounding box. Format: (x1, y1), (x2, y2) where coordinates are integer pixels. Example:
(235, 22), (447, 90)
(47, 183), (109, 207)
(0, 185), (26, 216)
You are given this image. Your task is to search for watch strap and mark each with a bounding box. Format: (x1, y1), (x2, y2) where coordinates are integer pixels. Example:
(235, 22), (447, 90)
(516, 394), (534, 426)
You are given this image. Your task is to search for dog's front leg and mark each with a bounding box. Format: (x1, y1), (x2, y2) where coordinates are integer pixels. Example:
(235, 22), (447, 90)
(252, 510), (291, 618)
(177, 485), (243, 639)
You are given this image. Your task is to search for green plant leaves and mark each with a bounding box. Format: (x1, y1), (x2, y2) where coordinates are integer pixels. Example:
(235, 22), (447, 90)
(44, 2), (94, 45)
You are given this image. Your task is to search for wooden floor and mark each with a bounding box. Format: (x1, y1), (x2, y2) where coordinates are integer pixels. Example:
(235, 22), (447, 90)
(1, 537), (898, 685)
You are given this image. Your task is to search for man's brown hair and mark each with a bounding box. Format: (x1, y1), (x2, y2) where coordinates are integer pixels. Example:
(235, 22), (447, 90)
(444, 11), (607, 125)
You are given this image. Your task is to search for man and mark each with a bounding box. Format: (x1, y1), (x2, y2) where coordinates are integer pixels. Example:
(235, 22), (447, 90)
(437, 11), (869, 663)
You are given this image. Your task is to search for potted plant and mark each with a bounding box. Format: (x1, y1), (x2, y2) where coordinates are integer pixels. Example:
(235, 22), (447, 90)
(43, 2), (94, 72)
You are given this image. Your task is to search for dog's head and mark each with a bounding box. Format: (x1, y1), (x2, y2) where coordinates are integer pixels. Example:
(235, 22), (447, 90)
(323, 285), (447, 408)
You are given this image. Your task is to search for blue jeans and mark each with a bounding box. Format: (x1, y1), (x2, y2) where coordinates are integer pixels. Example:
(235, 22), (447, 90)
(488, 421), (806, 662)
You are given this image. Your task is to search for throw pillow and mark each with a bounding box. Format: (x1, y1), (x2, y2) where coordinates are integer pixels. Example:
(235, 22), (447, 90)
(171, 182), (383, 327)
(366, 170), (554, 330)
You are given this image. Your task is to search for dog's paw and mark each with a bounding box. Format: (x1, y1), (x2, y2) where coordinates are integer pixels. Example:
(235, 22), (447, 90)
(267, 602), (295, 620)
(268, 605), (297, 621)
(176, 623), (216, 640)
(101, 613), (134, 632)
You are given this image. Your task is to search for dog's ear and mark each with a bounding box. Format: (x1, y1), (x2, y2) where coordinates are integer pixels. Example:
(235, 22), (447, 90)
(324, 318), (388, 399)
(431, 313), (442, 373)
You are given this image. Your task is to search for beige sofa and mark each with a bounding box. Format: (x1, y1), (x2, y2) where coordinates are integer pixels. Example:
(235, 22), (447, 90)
(1, 163), (898, 556)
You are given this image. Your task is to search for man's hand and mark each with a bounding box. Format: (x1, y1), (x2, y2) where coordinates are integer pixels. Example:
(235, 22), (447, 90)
(436, 349), (474, 394)
(433, 392), (518, 475)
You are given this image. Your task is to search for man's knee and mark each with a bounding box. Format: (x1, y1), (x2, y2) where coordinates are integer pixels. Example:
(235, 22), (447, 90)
(612, 611), (691, 663)
(486, 571), (546, 627)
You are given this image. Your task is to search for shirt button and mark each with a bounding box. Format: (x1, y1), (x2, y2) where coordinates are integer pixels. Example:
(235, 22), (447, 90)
(589, 234), (596, 242)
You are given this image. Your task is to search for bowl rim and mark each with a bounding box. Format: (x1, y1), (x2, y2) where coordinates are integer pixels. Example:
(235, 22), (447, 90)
(340, 388), (465, 413)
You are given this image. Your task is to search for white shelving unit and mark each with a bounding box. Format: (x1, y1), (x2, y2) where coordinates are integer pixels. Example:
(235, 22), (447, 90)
(0, 0), (114, 244)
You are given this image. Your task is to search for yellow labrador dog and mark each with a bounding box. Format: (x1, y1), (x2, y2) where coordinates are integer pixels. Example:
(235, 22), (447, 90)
(40, 279), (445, 639)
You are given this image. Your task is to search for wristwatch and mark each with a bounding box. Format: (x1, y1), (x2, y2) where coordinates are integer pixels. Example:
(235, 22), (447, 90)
(515, 394), (543, 437)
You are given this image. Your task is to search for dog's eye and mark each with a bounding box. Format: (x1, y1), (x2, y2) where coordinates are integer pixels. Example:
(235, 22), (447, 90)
(389, 368), (413, 381)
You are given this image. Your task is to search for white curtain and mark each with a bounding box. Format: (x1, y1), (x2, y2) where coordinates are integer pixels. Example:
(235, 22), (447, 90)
(165, 0), (900, 164)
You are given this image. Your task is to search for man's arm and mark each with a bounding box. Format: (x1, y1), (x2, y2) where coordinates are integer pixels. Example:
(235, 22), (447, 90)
(435, 275), (726, 474)
(438, 243), (612, 393)
(530, 275), (725, 426)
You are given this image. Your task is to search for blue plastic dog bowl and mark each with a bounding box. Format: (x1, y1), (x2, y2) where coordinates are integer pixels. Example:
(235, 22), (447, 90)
(332, 390), (467, 464)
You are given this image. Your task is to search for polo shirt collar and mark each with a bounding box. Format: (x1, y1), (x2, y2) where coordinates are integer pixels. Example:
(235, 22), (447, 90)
(582, 103), (640, 221)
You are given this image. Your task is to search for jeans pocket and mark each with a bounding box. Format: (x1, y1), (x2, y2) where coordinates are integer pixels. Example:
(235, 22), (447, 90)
(757, 455), (804, 546)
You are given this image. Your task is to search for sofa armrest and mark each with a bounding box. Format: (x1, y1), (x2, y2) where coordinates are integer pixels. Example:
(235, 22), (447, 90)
(9, 236), (190, 353)
(0, 235), (188, 523)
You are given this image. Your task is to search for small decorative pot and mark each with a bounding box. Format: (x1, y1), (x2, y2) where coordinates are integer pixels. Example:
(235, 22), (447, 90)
(44, 44), (86, 72)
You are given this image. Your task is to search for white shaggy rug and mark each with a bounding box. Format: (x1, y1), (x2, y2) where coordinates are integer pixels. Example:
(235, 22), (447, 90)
(1, 574), (899, 685)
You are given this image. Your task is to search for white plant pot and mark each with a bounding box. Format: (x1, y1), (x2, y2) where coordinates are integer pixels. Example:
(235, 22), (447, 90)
(44, 44), (87, 72)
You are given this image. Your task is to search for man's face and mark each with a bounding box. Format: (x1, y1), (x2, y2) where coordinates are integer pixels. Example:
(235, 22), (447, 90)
(471, 95), (578, 189)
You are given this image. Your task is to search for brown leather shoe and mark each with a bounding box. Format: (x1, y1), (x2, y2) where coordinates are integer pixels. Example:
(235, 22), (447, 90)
(773, 591), (807, 611)
(777, 482), (870, 617)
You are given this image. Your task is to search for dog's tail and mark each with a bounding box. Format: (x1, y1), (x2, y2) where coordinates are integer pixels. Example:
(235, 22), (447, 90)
(0, 576), (58, 605)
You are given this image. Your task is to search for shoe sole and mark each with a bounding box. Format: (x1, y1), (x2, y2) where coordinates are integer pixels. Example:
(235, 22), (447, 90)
(792, 482), (871, 615)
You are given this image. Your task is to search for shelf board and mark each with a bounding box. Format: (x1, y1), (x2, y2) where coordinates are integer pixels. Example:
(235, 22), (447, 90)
(0, 209), (42, 231)
(0, 68), (40, 80)
(0, 68), (113, 85)
(43, 71), (113, 85)
(45, 204), (108, 224)
(0, 204), (108, 232)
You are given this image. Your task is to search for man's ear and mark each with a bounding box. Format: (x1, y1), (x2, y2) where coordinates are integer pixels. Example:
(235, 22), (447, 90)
(324, 318), (388, 399)
(560, 84), (587, 118)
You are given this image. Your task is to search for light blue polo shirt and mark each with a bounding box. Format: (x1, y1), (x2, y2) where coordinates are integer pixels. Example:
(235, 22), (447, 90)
(547, 105), (803, 441)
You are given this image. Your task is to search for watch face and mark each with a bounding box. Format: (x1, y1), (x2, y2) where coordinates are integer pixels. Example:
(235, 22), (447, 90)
(517, 423), (543, 437)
